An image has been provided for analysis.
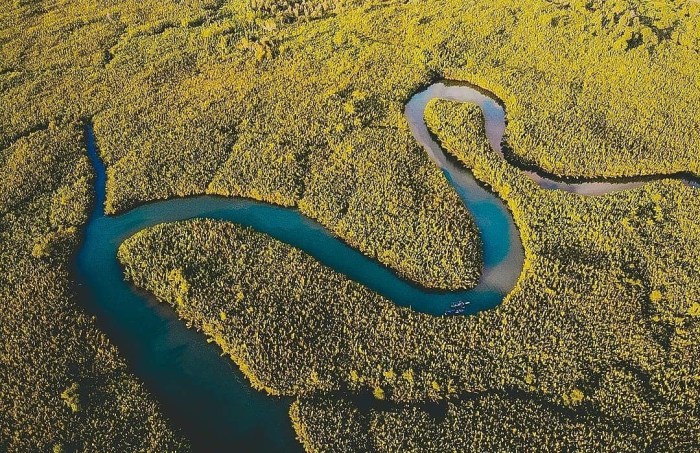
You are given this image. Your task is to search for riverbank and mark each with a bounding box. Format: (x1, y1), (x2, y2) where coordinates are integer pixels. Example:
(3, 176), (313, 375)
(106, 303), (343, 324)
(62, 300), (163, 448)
(116, 81), (700, 450)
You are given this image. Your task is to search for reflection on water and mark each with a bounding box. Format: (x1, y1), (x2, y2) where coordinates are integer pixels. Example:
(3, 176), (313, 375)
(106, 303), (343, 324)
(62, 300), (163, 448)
(74, 81), (525, 451)
(73, 79), (692, 451)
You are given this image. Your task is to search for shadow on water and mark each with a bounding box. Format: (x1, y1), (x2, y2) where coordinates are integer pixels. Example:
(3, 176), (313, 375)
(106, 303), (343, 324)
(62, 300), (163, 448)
(70, 80), (696, 451)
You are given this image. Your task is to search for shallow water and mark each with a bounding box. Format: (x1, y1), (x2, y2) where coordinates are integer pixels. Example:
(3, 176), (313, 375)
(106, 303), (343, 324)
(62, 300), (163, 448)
(72, 80), (692, 451)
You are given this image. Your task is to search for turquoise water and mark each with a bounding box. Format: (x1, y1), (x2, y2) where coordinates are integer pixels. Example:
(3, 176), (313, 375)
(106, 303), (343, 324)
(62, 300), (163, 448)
(76, 128), (301, 452)
(74, 82), (521, 450)
(73, 81), (693, 451)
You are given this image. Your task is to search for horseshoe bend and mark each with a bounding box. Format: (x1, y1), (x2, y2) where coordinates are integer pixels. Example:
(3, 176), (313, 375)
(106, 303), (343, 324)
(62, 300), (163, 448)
(3, 1), (700, 452)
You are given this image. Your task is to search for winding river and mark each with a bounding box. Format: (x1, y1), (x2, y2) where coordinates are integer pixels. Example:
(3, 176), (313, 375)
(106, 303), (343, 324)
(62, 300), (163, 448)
(73, 80), (695, 451)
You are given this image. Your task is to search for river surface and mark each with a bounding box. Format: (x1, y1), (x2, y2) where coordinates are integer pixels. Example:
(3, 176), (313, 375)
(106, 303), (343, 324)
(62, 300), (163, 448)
(72, 80), (694, 451)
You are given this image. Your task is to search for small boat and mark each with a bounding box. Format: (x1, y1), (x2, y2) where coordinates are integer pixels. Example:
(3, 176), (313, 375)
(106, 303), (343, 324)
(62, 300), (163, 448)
(446, 299), (471, 315)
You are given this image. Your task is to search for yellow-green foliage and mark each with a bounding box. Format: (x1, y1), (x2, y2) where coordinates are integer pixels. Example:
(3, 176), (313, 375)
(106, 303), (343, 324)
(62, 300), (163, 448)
(249, 0), (339, 23)
(5, 0), (700, 289)
(1, 0), (488, 290)
(0, 124), (186, 451)
(441, 0), (700, 179)
(60, 382), (81, 413)
(4, 0), (700, 449)
(120, 99), (700, 449)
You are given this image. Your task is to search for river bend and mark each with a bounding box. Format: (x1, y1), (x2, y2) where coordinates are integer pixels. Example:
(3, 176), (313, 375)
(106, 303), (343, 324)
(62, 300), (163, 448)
(73, 80), (696, 451)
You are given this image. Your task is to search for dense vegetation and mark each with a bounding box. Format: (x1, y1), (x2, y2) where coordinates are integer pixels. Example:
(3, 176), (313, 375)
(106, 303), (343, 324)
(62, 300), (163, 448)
(120, 97), (700, 449)
(4, 0), (700, 450)
(0, 125), (186, 451)
(5, 0), (700, 289)
(290, 396), (647, 451)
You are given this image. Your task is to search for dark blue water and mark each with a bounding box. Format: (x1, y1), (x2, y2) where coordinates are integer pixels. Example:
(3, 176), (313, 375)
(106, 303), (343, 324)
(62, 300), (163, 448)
(73, 82), (529, 451)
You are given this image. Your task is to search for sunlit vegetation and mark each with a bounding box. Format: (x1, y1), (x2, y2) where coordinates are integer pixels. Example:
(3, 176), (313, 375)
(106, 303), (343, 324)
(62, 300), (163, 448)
(120, 98), (700, 449)
(4, 0), (700, 450)
(5, 0), (700, 289)
(248, 0), (339, 23)
(444, 0), (700, 180)
(0, 124), (186, 451)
